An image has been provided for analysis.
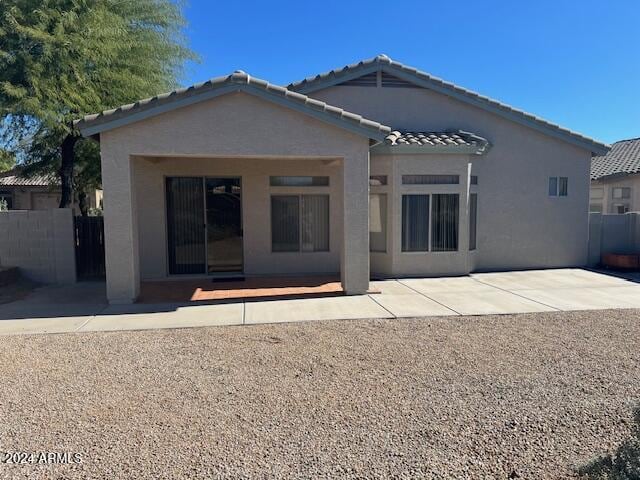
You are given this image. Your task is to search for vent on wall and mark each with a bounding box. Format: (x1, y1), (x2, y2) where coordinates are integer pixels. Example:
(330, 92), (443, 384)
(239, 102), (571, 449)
(381, 71), (416, 88)
(337, 72), (378, 87)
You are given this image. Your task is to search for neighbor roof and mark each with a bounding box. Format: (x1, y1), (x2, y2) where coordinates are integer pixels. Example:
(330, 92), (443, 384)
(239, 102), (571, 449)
(591, 137), (640, 180)
(373, 130), (490, 155)
(75, 71), (392, 141)
(289, 55), (609, 156)
(0, 169), (56, 187)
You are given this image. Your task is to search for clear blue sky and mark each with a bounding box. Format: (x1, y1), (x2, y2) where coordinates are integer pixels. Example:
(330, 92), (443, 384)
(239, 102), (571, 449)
(182, 0), (639, 145)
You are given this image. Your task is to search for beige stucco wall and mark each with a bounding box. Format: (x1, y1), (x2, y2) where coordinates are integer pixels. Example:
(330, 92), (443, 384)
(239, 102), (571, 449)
(0, 209), (76, 284)
(314, 85), (592, 270)
(0, 186), (102, 212)
(590, 174), (640, 213)
(99, 91), (371, 303)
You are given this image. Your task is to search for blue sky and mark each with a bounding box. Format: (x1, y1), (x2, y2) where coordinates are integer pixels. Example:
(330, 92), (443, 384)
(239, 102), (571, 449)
(182, 0), (639, 144)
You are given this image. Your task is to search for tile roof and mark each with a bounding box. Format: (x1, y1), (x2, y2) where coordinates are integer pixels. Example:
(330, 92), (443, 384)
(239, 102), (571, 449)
(0, 169), (57, 187)
(288, 55), (609, 155)
(591, 137), (640, 180)
(374, 130), (490, 155)
(75, 71), (392, 139)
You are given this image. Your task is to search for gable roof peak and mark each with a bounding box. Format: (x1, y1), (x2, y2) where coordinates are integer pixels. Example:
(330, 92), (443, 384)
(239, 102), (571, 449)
(374, 54), (392, 63)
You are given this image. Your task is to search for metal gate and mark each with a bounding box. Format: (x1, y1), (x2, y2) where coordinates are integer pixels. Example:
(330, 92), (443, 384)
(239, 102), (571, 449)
(74, 216), (106, 279)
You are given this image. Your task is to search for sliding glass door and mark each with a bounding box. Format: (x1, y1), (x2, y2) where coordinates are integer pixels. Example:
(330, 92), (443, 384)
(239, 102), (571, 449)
(166, 177), (243, 275)
(166, 177), (206, 274)
(206, 178), (243, 273)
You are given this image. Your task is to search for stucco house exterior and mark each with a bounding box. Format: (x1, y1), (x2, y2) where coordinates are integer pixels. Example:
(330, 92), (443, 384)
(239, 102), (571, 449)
(590, 137), (640, 213)
(75, 55), (609, 304)
(0, 168), (102, 213)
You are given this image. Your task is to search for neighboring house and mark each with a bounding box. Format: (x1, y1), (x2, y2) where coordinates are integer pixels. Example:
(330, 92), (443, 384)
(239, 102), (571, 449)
(590, 137), (640, 213)
(75, 55), (609, 304)
(0, 168), (102, 213)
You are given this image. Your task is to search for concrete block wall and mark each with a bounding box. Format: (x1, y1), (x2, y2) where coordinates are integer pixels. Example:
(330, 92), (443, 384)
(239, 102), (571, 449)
(0, 209), (77, 284)
(588, 212), (640, 265)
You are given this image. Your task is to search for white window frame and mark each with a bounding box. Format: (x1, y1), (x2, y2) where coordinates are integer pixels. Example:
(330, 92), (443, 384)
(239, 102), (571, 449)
(270, 194), (330, 253)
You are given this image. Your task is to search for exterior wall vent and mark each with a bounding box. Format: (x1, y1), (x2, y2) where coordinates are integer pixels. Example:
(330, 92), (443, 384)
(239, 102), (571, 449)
(381, 72), (417, 88)
(337, 72), (378, 87)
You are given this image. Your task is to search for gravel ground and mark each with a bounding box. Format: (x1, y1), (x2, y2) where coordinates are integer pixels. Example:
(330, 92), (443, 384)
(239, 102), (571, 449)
(0, 309), (639, 479)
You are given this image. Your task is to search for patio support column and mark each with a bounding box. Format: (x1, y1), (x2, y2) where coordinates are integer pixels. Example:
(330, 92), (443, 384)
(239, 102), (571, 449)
(341, 151), (370, 294)
(101, 139), (140, 304)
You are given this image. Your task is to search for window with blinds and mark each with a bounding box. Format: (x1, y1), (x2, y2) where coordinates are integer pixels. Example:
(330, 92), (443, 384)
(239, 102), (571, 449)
(402, 195), (430, 251)
(271, 195), (329, 252)
(401, 194), (460, 253)
(432, 194), (459, 252)
(369, 194), (387, 252)
(270, 176), (329, 187)
(402, 175), (459, 185)
(469, 194), (478, 251)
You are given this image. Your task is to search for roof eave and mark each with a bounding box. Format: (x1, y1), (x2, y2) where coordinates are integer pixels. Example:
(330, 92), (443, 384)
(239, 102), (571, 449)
(75, 82), (390, 142)
(290, 60), (609, 156)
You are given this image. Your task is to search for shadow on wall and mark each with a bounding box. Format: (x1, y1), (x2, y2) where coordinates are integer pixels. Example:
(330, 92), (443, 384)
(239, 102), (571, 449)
(577, 405), (640, 479)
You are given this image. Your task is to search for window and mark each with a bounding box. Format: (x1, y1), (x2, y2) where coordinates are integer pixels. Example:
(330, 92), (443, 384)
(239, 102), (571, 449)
(469, 193), (478, 251)
(369, 175), (388, 186)
(549, 177), (568, 197)
(589, 204), (603, 213)
(432, 194), (459, 252)
(0, 191), (13, 210)
(613, 204), (630, 214)
(402, 195), (429, 251)
(612, 187), (631, 199)
(271, 195), (329, 252)
(270, 176), (329, 187)
(470, 175), (478, 185)
(402, 175), (459, 185)
(369, 194), (387, 252)
(590, 187), (604, 200)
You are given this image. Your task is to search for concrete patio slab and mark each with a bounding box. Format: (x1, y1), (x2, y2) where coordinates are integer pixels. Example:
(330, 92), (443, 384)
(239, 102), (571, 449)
(371, 293), (458, 317)
(369, 280), (417, 295)
(244, 295), (392, 324)
(0, 316), (93, 335)
(399, 276), (496, 294)
(472, 268), (633, 291)
(79, 303), (244, 332)
(515, 285), (640, 311)
(425, 289), (557, 316)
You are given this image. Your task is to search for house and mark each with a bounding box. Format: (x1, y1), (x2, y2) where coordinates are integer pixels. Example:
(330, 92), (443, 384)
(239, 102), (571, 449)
(0, 168), (102, 213)
(75, 55), (609, 304)
(590, 137), (640, 213)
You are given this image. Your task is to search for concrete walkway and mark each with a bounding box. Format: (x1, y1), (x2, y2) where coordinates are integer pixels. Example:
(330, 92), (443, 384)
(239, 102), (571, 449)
(1, 269), (639, 335)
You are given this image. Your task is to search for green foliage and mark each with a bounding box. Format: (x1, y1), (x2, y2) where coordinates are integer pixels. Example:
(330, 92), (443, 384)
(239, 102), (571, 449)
(0, 148), (15, 172)
(578, 406), (640, 479)
(0, 0), (197, 188)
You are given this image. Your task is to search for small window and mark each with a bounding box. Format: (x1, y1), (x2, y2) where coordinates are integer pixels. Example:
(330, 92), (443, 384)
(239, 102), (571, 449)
(470, 175), (478, 185)
(612, 187), (631, 199)
(402, 195), (430, 252)
(469, 193), (477, 251)
(270, 176), (329, 187)
(590, 187), (604, 200)
(432, 194), (459, 252)
(559, 177), (568, 196)
(369, 175), (388, 186)
(549, 177), (558, 196)
(369, 194), (387, 252)
(402, 175), (459, 185)
(613, 203), (630, 214)
(589, 204), (603, 213)
(271, 195), (329, 252)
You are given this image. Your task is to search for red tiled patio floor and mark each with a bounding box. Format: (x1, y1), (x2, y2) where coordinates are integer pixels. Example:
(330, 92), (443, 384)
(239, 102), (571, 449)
(139, 275), (343, 303)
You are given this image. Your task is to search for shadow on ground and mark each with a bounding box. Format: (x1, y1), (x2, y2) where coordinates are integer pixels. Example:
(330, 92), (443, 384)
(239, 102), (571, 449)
(578, 406), (640, 479)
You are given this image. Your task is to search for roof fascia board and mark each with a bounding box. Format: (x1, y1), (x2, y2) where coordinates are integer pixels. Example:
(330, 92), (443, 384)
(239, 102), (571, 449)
(78, 83), (386, 142)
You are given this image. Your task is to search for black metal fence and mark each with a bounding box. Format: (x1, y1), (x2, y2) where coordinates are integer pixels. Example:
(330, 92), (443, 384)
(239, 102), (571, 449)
(74, 216), (105, 280)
